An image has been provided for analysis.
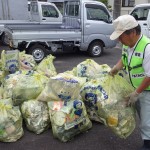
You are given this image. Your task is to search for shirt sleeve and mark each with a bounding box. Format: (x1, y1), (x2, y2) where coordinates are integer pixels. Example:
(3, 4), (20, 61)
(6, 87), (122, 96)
(143, 44), (150, 77)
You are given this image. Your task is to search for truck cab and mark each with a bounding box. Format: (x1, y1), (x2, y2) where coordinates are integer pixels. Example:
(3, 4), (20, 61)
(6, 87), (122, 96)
(63, 0), (115, 57)
(30, 1), (62, 24)
(130, 4), (150, 38)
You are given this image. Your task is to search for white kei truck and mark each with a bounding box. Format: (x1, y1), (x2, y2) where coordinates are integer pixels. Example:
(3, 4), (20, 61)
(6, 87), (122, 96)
(5, 0), (117, 62)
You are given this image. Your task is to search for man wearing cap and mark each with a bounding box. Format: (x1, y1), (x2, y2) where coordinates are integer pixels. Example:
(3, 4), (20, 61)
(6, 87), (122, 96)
(109, 14), (150, 150)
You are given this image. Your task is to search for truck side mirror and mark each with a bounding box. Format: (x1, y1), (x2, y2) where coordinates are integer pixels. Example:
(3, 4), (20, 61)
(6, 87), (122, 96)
(107, 17), (113, 23)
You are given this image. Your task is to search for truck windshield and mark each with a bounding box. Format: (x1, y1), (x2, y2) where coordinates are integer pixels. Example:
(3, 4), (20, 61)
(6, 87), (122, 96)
(86, 4), (110, 23)
(131, 7), (150, 20)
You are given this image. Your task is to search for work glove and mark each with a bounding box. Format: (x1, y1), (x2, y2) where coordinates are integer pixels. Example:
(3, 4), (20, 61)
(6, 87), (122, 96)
(109, 65), (119, 76)
(125, 90), (139, 106)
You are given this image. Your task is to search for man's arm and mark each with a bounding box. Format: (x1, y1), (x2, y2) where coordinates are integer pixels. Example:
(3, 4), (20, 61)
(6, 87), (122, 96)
(109, 59), (124, 76)
(136, 77), (150, 93)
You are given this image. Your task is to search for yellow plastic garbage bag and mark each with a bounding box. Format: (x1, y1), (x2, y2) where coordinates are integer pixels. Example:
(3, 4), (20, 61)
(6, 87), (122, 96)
(36, 55), (57, 77)
(21, 100), (50, 134)
(19, 51), (37, 71)
(1, 50), (19, 74)
(76, 59), (111, 80)
(37, 73), (82, 103)
(81, 75), (136, 138)
(48, 99), (92, 142)
(80, 78), (108, 123)
(0, 99), (24, 142)
(3, 72), (46, 105)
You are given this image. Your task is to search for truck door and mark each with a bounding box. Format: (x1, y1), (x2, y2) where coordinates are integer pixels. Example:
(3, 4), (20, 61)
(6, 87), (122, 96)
(83, 3), (114, 44)
(130, 6), (150, 38)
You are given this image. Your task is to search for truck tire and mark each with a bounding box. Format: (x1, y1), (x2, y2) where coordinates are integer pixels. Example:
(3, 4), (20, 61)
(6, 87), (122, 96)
(28, 44), (47, 63)
(1, 33), (9, 46)
(88, 41), (103, 57)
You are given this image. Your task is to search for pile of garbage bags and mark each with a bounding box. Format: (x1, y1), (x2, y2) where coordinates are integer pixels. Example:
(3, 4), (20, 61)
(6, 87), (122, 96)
(0, 50), (136, 142)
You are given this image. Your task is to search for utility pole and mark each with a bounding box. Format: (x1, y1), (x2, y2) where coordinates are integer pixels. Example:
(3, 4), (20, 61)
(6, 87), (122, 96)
(113, 0), (121, 19)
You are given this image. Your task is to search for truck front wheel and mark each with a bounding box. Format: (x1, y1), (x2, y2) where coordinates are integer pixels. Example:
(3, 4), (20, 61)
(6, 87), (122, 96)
(88, 41), (103, 57)
(28, 44), (47, 63)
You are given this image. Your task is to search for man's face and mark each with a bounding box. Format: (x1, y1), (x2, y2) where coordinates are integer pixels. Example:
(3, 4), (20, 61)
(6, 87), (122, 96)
(118, 31), (135, 47)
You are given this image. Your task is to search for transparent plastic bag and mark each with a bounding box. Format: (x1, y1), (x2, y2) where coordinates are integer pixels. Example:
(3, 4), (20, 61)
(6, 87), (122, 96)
(21, 100), (50, 134)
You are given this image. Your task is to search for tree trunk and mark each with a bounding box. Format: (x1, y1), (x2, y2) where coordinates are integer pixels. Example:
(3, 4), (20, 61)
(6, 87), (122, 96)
(113, 0), (121, 19)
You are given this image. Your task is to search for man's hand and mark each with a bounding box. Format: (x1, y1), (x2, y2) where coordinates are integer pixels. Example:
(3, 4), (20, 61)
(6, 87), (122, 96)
(109, 65), (119, 76)
(125, 90), (139, 106)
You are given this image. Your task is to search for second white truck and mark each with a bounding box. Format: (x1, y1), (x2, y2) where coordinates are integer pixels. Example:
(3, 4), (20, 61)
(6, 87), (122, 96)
(130, 4), (150, 38)
(0, 0), (62, 45)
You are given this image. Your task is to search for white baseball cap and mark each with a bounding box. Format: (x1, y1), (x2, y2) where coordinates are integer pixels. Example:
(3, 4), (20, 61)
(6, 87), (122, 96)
(110, 15), (138, 40)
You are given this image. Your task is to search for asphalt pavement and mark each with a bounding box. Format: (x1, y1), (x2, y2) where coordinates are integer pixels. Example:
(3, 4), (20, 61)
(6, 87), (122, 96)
(0, 44), (142, 150)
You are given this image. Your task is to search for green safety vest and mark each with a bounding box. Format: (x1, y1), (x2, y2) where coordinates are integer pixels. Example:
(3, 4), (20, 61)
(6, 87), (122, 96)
(122, 35), (150, 90)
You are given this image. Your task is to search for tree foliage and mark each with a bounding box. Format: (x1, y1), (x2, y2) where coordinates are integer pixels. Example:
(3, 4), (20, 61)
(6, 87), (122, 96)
(97, 0), (108, 6)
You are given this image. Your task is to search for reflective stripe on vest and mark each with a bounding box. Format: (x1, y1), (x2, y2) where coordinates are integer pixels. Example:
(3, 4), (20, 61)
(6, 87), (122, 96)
(122, 35), (150, 90)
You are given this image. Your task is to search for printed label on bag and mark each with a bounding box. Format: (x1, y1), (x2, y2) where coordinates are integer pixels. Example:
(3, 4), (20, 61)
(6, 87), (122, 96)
(64, 116), (85, 130)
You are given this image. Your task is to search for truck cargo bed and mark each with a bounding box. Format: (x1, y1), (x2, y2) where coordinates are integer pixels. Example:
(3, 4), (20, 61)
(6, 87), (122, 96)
(5, 23), (81, 32)
(5, 23), (81, 42)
